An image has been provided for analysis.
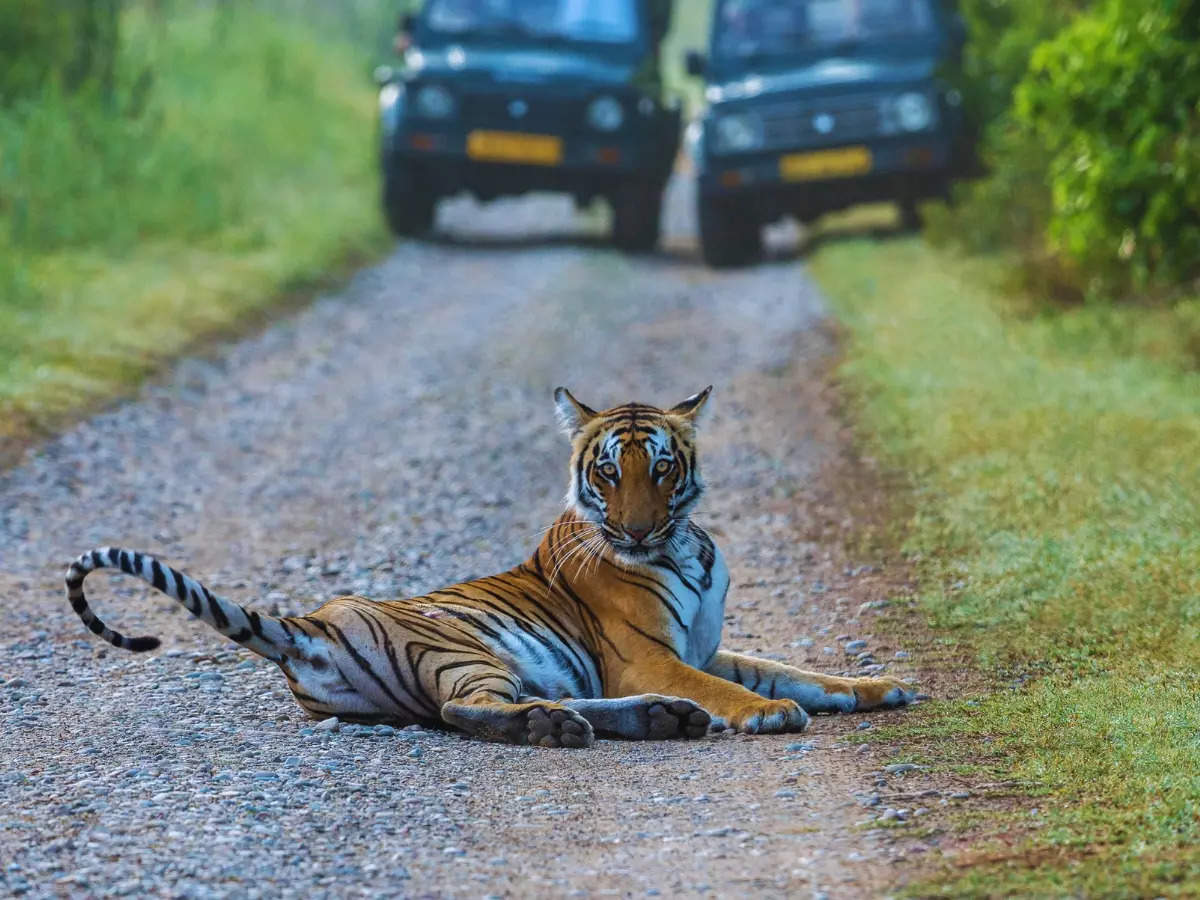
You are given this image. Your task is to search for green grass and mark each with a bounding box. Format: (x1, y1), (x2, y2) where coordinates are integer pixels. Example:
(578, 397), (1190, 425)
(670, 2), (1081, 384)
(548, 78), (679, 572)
(0, 3), (391, 452)
(808, 216), (1200, 895)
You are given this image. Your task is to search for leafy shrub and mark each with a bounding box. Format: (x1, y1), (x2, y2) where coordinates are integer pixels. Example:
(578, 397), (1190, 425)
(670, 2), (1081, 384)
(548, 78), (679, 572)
(925, 1), (1087, 260)
(0, 0), (393, 436)
(0, 3), (387, 254)
(952, 0), (1086, 129)
(924, 118), (1054, 251)
(0, 0), (74, 102)
(0, 0), (124, 103)
(1016, 0), (1200, 289)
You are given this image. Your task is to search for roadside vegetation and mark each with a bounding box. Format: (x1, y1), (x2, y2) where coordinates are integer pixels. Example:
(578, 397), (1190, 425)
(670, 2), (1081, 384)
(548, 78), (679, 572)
(936, 0), (1198, 299)
(808, 0), (1198, 889)
(0, 1), (396, 458)
(811, 227), (1199, 893)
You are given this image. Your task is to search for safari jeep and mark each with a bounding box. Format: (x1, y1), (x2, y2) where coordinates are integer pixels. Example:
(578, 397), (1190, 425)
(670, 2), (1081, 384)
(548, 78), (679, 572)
(376, 0), (681, 252)
(687, 0), (971, 267)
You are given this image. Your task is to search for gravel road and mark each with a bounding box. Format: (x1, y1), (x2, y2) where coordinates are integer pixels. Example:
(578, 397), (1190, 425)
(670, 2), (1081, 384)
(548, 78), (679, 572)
(0, 180), (932, 898)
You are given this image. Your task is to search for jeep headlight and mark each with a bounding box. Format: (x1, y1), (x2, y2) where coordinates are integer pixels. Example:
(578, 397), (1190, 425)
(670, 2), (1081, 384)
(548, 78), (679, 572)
(894, 92), (934, 132)
(414, 84), (456, 119)
(712, 111), (764, 154)
(587, 95), (625, 132)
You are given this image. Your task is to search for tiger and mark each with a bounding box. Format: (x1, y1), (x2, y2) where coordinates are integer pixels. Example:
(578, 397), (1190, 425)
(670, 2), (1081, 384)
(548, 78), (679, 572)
(65, 387), (920, 748)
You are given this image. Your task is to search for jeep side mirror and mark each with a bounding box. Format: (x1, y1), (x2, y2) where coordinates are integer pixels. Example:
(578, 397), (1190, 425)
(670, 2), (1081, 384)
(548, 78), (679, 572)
(400, 12), (417, 34)
(685, 50), (707, 78)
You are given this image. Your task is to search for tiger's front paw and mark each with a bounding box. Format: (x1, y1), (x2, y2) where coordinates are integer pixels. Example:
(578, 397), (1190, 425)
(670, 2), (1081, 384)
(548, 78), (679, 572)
(442, 699), (595, 749)
(853, 676), (924, 711)
(726, 698), (809, 734)
(523, 704), (595, 748)
(643, 697), (713, 740)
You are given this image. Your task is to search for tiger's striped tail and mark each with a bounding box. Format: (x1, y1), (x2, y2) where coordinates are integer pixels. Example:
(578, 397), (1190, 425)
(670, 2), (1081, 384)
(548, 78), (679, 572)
(65, 547), (295, 661)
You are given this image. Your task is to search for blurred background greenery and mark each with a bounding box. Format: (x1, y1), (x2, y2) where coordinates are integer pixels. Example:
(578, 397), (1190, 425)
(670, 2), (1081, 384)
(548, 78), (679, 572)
(935, 0), (1199, 300)
(0, 0), (402, 257)
(0, 0), (402, 445)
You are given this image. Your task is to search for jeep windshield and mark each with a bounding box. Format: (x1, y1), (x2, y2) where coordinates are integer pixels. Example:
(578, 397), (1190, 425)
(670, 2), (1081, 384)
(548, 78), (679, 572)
(713, 0), (936, 65)
(424, 0), (640, 46)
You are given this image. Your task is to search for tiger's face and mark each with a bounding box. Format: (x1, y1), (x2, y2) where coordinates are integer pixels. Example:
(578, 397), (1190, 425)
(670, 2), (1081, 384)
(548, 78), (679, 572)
(554, 387), (711, 564)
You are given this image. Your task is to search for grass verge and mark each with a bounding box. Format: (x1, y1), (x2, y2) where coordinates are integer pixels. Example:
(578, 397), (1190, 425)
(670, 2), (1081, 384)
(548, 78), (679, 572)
(0, 4), (390, 464)
(808, 214), (1200, 896)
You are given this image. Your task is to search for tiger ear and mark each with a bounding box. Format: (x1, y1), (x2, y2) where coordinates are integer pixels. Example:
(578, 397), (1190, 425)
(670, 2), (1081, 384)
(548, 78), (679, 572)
(554, 387), (598, 437)
(669, 386), (712, 424)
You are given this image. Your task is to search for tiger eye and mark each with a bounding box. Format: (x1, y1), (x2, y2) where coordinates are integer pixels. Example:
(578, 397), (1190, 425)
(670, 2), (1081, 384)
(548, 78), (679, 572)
(598, 462), (619, 479)
(654, 460), (672, 475)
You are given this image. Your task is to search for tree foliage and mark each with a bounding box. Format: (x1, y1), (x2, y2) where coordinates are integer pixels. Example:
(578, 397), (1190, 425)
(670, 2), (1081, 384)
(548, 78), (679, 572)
(0, 0), (124, 103)
(0, 0), (76, 102)
(1016, 0), (1200, 288)
(935, 0), (1199, 296)
(953, 0), (1085, 129)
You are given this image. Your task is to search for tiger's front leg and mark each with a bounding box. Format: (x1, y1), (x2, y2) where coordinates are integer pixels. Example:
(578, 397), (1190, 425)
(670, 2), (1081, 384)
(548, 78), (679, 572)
(614, 653), (810, 734)
(704, 650), (921, 714)
(560, 695), (712, 740)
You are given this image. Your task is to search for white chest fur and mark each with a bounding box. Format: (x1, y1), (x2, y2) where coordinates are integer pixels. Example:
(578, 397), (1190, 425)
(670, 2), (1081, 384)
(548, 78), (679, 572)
(646, 535), (729, 669)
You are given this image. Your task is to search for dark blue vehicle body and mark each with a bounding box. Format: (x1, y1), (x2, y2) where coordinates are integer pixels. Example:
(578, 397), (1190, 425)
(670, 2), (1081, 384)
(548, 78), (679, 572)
(377, 0), (681, 251)
(689, 0), (972, 265)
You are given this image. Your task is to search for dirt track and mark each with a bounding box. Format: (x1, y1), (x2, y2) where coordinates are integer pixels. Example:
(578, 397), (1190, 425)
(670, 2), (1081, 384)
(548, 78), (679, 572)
(0, 181), (936, 898)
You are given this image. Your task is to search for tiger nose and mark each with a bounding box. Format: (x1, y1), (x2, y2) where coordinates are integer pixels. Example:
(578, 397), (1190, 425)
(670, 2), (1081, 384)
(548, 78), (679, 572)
(626, 525), (652, 543)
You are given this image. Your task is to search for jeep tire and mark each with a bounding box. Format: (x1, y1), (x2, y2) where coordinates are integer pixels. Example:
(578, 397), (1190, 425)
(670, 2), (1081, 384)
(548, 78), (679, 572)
(698, 194), (762, 268)
(382, 162), (436, 237)
(611, 180), (663, 253)
(898, 198), (923, 233)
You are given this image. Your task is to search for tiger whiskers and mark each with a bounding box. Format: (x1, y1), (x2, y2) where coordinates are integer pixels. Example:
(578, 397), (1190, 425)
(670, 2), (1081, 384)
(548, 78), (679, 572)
(575, 531), (610, 578)
(546, 542), (598, 591)
(666, 520), (705, 559)
(546, 525), (604, 589)
(580, 532), (610, 579)
(529, 517), (599, 542)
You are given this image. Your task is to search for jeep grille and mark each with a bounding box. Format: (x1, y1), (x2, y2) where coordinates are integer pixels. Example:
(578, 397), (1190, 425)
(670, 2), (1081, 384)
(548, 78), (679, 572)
(761, 93), (885, 149)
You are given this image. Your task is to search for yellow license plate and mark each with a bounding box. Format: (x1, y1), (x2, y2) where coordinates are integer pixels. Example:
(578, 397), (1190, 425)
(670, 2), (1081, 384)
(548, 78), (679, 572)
(467, 130), (563, 166)
(780, 146), (873, 181)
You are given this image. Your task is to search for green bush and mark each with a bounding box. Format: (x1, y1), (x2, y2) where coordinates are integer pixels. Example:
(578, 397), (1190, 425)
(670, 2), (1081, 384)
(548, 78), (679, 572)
(1016, 0), (1200, 289)
(0, 0), (125, 103)
(925, 1), (1086, 259)
(0, 3), (385, 255)
(0, 1), (75, 102)
(0, 0), (393, 440)
(953, 0), (1085, 128)
(924, 117), (1055, 254)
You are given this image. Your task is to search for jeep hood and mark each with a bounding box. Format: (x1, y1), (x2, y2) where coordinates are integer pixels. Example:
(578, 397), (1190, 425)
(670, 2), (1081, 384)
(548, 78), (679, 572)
(707, 55), (937, 105)
(408, 45), (636, 90)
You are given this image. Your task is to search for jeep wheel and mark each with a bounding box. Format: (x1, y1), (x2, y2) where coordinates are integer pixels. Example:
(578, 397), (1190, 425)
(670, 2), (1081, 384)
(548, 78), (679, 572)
(698, 195), (762, 268)
(611, 181), (663, 253)
(382, 163), (435, 237)
(898, 199), (923, 233)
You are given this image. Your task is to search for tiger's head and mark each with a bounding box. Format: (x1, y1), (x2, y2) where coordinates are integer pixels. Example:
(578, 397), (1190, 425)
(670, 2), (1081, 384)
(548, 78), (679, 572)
(554, 386), (711, 564)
